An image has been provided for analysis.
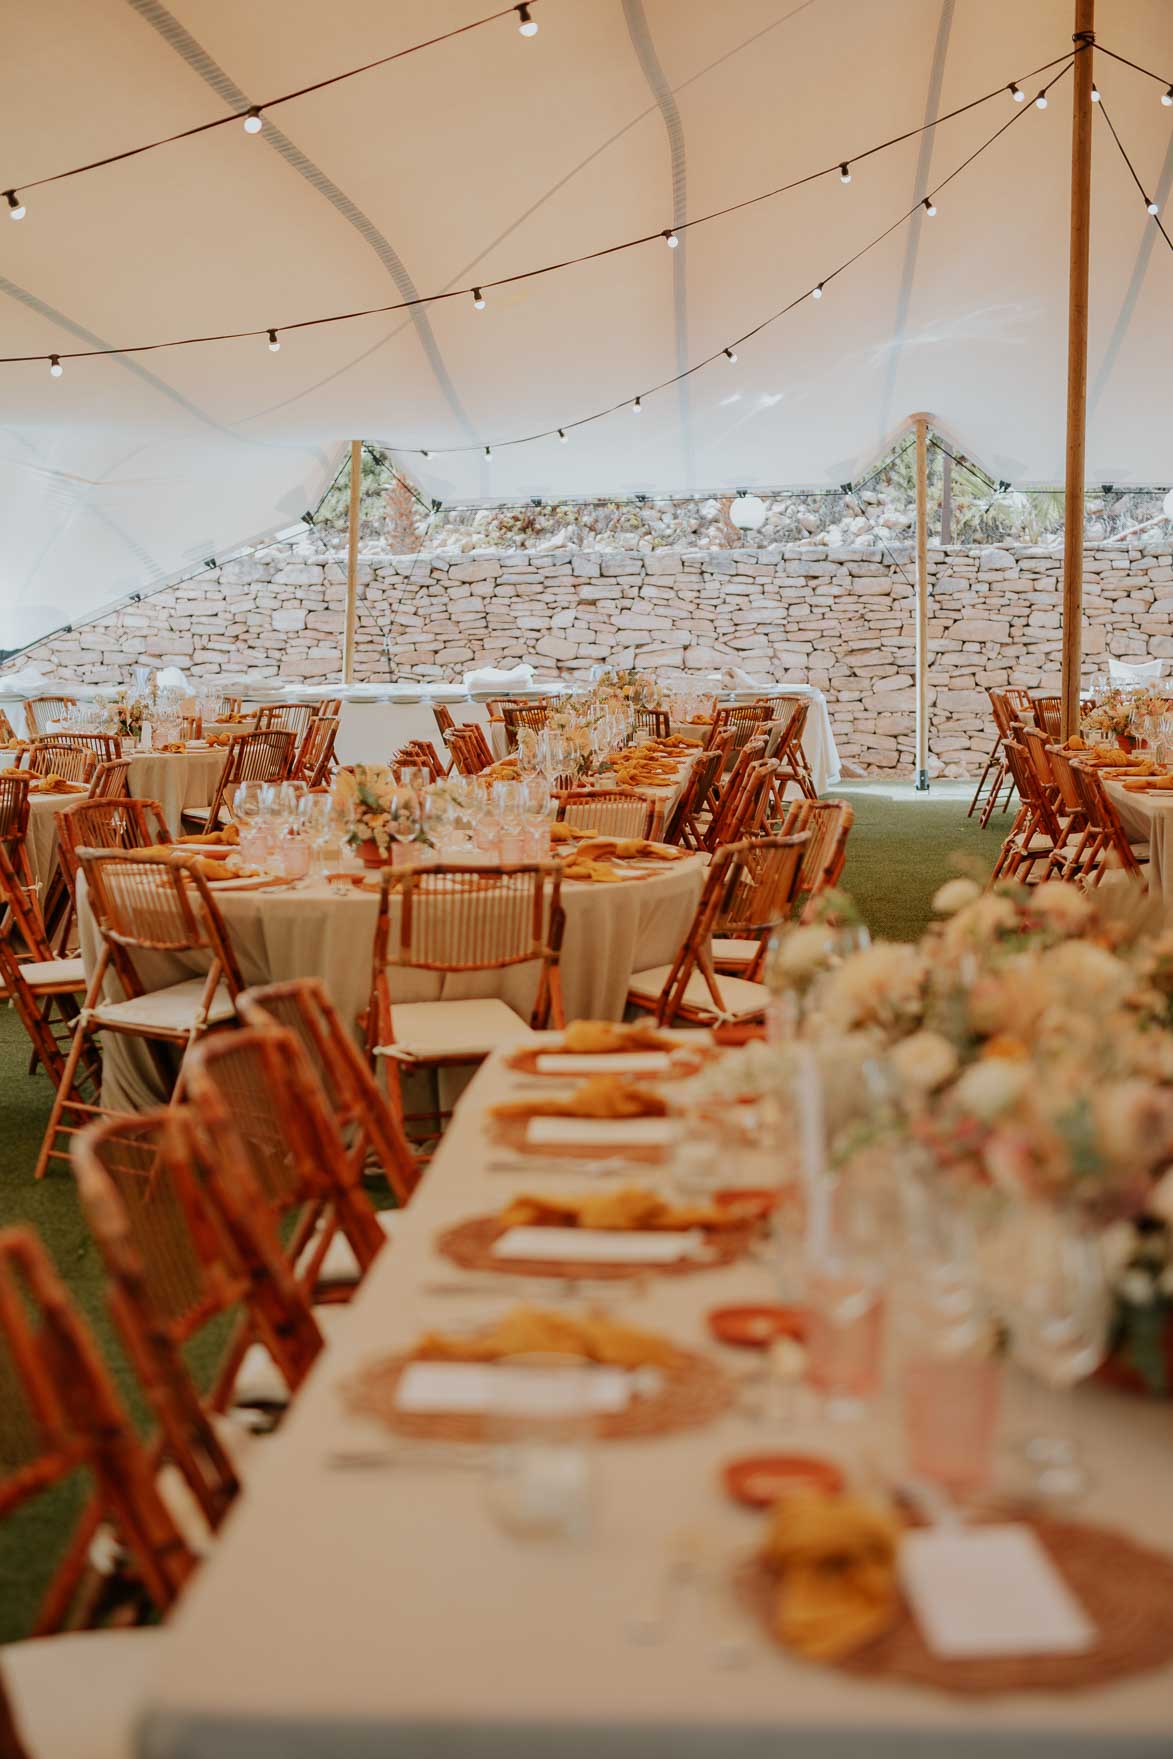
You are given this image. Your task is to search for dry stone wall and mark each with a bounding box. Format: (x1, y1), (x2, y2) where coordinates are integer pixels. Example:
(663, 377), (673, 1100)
(12, 534), (1173, 778)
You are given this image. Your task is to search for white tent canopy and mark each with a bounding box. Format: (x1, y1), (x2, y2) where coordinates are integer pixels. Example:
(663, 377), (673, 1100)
(2, 0), (1172, 651)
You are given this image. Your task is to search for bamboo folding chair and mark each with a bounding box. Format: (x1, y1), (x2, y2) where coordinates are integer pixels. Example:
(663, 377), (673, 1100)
(238, 977), (419, 1206)
(769, 798), (854, 924)
(183, 1026), (391, 1305)
(1043, 743), (1097, 881)
(180, 728), (295, 830)
(392, 739), (446, 783)
(27, 744), (97, 786)
(705, 703), (769, 763)
(973, 691), (1021, 828)
(216, 696), (244, 717)
(554, 788), (657, 840)
(989, 741), (1071, 883)
(0, 1226), (196, 1634)
(53, 797), (169, 923)
(663, 737), (729, 848)
(44, 732), (122, 764)
(315, 696), (342, 717)
(34, 851), (244, 1179)
(0, 771), (35, 909)
(72, 1107), (323, 1533)
(23, 698), (77, 738)
(1068, 764), (1149, 888)
(634, 708), (671, 739)
(767, 698), (817, 800)
(0, 841), (90, 1084)
(253, 702), (316, 743)
(705, 743), (775, 849)
(88, 758), (132, 800)
(1030, 694), (1063, 740)
(627, 835), (808, 1024)
(295, 714), (339, 787)
(0, 707), (18, 743)
(366, 864), (566, 1128)
(432, 703), (457, 743)
(445, 726), (493, 775)
(501, 703), (550, 750)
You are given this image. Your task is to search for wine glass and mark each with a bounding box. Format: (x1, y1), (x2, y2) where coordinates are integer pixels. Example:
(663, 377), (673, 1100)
(232, 780), (265, 827)
(1000, 1209), (1111, 1499)
(386, 785), (422, 859)
(297, 791), (334, 872)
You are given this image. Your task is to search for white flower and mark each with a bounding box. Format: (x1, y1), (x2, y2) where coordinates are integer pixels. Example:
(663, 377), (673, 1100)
(818, 942), (925, 1033)
(953, 1058), (1030, 1121)
(888, 1030), (958, 1094)
(931, 877), (982, 916)
(773, 924), (835, 982)
(1117, 1268), (1158, 1307)
(1027, 881), (1091, 933)
(1039, 939), (1133, 1005)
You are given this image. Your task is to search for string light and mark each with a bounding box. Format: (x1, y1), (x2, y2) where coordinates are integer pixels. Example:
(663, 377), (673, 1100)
(1147, 196), (1160, 215)
(472, 287), (486, 309)
(923, 196), (937, 216)
(267, 328), (281, 351)
(811, 282), (824, 299)
(243, 107), (264, 134)
(839, 163), (852, 184)
(5, 190), (25, 220)
(663, 229), (679, 248)
(1009, 82), (1025, 102)
(632, 396), (642, 414)
(724, 347), (738, 363)
(557, 428), (567, 442)
(1164, 86), (1173, 107)
(49, 355), (62, 377)
(1090, 84), (1101, 102)
(420, 449), (430, 458)
(516, 4), (538, 35)
(1035, 91), (1048, 108)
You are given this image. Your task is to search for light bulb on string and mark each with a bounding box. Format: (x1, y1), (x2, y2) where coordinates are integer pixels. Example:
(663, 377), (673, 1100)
(516, 4), (538, 35)
(724, 347), (737, 363)
(632, 396), (642, 414)
(472, 287), (486, 310)
(1147, 196), (1160, 215)
(243, 107), (264, 134)
(267, 329), (280, 352)
(5, 190), (25, 220)
(557, 428), (567, 442)
(1090, 84), (1100, 102)
(1008, 82), (1025, 102)
(1163, 86), (1173, 107)
(1035, 91), (1048, 109)
(663, 229), (679, 248)
(923, 197), (937, 216)
(839, 163), (852, 184)
(811, 283), (824, 300)
(49, 355), (62, 378)
(484, 444), (492, 458)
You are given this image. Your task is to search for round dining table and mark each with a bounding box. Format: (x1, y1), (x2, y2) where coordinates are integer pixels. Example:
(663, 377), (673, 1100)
(76, 851), (707, 1111)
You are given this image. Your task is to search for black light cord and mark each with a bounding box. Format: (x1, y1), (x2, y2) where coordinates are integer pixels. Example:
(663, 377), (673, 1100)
(0, 47), (1073, 370)
(1094, 94), (1173, 254)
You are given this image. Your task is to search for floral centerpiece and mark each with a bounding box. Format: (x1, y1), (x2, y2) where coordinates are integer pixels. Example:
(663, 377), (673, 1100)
(95, 676), (157, 739)
(767, 877), (1173, 1390)
(1082, 687), (1139, 746)
(332, 763), (407, 864)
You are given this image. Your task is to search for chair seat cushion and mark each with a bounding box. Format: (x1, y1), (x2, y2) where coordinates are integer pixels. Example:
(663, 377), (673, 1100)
(297, 1209), (402, 1288)
(0, 1628), (162, 1759)
(17, 956), (87, 990)
(710, 937), (761, 965)
(627, 964), (770, 1021)
(92, 979), (236, 1034)
(154, 1412), (259, 1556)
(374, 998), (536, 1061)
(232, 1306), (351, 1408)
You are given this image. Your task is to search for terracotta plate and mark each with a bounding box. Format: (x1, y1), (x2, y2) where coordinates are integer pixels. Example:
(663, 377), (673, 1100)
(707, 1303), (806, 1350)
(722, 1453), (845, 1509)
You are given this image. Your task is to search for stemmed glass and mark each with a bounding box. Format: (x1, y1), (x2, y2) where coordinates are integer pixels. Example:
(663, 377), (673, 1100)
(387, 785), (422, 861)
(297, 792), (335, 873)
(999, 1208), (1110, 1499)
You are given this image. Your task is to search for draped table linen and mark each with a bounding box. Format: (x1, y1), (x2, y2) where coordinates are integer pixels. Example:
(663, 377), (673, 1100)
(135, 1039), (1173, 1759)
(1104, 780), (1173, 906)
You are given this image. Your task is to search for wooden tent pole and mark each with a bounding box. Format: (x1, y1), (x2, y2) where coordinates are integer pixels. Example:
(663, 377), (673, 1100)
(914, 415), (930, 792)
(1061, 0), (1094, 739)
(342, 440), (362, 685)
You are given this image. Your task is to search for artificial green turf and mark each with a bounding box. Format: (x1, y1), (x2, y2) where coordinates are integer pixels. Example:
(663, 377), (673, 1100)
(0, 781), (1001, 1640)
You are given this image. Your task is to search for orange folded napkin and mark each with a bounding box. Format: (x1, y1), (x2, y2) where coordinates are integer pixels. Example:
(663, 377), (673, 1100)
(576, 837), (688, 863)
(492, 1076), (668, 1122)
(498, 1185), (755, 1234)
(1123, 774), (1173, 792)
(559, 1020), (672, 1054)
(560, 858), (626, 883)
(759, 1493), (901, 1662)
(30, 774), (86, 795)
(156, 742), (187, 754)
(175, 824), (239, 845)
(413, 1305), (679, 1368)
(549, 821), (597, 843)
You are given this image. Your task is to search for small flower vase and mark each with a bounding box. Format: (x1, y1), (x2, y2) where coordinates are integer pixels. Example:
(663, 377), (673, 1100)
(1119, 732), (1137, 753)
(356, 840), (392, 868)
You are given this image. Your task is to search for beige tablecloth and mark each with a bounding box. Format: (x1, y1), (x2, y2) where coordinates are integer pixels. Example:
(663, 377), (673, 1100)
(1105, 780), (1173, 906)
(77, 857), (705, 1111)
(24, 793), (84, 892)
(137, 1039), (1173, 1759)
(670, 685), (839, 796)
(126, 749), (226, 836)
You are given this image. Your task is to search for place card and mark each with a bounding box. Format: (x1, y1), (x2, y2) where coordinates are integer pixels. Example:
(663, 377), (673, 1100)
(525, 1117), (675, 1149)
(899, 1525), (1097, 1658)
(492, 1226), (706, 1264)
(534, 1052), (673, 1076)
(394, 1361), (631, 1415)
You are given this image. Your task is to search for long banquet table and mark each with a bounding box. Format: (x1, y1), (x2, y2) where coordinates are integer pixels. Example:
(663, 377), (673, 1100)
(137, 1040), (1173, 1759)
(1105, 778), (1173, 907)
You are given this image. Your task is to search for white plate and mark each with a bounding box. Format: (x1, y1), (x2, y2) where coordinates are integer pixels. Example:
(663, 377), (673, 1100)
(493, 1227), (706, 1264)
(526, 1117), (675, 1150)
